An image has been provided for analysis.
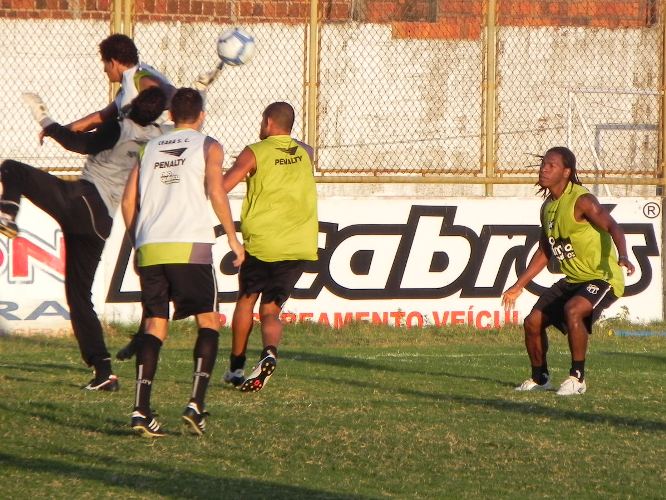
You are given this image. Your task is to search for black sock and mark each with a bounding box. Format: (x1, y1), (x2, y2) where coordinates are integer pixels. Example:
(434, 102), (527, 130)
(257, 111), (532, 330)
(91, 356), (113, 380)
(230, 353), (246, 371)
(191, 328), (219, 407)
(134, 333), (162, 415)
(531, 364), (549, 385)
(261, 345), (278, 359)
(570, 360), (585, 381)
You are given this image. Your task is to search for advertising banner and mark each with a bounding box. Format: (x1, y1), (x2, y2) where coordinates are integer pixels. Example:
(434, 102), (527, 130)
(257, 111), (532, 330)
(0, 197), (661, 335)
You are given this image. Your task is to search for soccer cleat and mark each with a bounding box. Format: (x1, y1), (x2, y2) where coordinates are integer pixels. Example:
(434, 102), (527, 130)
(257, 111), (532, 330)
(182, 401), (209, 436)
(83, 374), (119, 392)
(222, 368), (245, 388)
(556, 376), (587, 396)
(116, 334), (139, 361)
(131, 410), (166, 438)
(239, 353), (276, 393)
(0, 213), (18, 239)
(515, 374), (552, 392)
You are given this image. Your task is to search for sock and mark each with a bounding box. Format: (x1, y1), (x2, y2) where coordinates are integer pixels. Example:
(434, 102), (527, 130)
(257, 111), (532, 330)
(531, 364), (549, 385)
(261, 345), (278, 359)
(229, 353), (246, 372)
(92, 356), (112, 380)
(570, 360), (585, 381)
(191, 328), (219, 407)
(134, 333), (162, 415)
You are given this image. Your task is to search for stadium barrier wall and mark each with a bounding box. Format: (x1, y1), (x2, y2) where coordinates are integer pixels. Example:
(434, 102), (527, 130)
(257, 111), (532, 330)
(0, 196), (661, 335)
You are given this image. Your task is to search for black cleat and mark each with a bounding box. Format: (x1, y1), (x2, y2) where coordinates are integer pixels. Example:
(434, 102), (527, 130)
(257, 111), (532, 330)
(131, 410), (166, 438)
(239, 354), (276, 393)
(0, 214), (18, 239)
(116, 334), (139, 361)
(182, 402), (209, 436)
(83, 374), (119, 392)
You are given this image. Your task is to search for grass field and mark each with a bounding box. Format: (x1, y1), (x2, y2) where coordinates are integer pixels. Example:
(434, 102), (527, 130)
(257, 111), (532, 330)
(0, 321), (664, 499)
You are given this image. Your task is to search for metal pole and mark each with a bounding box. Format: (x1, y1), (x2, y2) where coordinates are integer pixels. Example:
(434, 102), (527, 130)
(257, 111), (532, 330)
(313, 175), (666, 185)
(109, 0), (123, 103)
(483, 0), (498, 196)
(123, 0), (134, 37)
(660, 0), (666, 321)
(306, 0), (320, 167)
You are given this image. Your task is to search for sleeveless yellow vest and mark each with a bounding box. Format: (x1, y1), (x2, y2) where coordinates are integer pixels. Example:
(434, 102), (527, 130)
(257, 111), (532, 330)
(542, 183), (624, 296)
(242, 135), (318, 262)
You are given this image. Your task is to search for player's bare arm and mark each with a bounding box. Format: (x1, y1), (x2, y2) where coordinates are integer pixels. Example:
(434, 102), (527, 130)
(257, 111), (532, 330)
(222, 146), (256, 193)
(575, 194), (635, 275)
(121, 163), (140, 236)
(204, 139), (245, 267)
(139, 75), (176, 102)
(66, 101), (119, 133)
(502, 234), (550, 310)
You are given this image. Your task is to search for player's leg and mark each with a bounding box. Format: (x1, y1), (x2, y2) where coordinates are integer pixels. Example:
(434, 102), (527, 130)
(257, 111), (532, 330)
(223, 253), (264, 386)
(515, 280), (569, 391)
(239, 259), (304, 393)
(172, 263), (220, 435)
(223, 292), (259, 386)
(557, 280), (615, 396)
(0, 160), (71, 238)
(131, 265), (169, 437)
(116, 314), (145, 361)
(66, 232), (119, 391)
(515, 308), (552, 391)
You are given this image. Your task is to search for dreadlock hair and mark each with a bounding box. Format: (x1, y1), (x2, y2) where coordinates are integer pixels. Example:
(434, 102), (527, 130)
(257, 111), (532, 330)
(536, 146), (582, 198)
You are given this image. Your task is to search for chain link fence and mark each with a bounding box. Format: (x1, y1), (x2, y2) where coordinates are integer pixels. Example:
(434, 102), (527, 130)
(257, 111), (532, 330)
(0, 0), (663, 187)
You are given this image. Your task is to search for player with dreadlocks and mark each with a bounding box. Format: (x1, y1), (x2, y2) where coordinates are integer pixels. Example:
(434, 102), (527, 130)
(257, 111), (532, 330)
(501, 146), (635, 395)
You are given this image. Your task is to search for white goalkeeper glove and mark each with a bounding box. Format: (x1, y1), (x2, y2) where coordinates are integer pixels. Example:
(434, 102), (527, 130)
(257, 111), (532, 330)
(22, 93), (55, 128)
(192, 62), (224, 92)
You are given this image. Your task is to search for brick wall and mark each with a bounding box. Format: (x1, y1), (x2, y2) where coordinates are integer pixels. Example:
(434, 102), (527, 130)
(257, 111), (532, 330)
(0, 0), (111, 20)
(0, 0), (660, 33)
(498, 0), (658, 28)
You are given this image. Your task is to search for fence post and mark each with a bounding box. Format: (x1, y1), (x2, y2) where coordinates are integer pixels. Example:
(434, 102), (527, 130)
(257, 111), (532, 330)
(657, 0), (666, 321)
(108, 0), (134, 104)
(483, 0), (498, 196)
(123, 0), (134, 37)
(306, 0), (320, 168)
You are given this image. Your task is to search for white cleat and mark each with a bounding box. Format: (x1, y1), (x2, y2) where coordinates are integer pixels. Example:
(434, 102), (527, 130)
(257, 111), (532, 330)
(556, 376), (587, 396)
(515, 374), (552, 391)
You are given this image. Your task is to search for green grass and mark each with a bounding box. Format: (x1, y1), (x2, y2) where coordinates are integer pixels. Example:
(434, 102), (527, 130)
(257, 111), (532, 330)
(0, 322), (664, 499)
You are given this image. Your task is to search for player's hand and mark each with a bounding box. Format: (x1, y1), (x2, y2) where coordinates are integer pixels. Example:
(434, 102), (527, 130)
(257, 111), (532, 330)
(618, 256), (635, 276)
(192, 63), (224, 92)
(501, 285), (522, 311)
(22, 93), (54, 128)
(228, 238), (245, 267)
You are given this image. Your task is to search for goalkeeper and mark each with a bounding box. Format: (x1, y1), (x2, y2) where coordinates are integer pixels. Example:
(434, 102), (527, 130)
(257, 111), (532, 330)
(0, 88), (167, 391)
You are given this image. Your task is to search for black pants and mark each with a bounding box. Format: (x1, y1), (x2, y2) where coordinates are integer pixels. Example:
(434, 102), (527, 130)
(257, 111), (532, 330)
(1, 160), (113, 368)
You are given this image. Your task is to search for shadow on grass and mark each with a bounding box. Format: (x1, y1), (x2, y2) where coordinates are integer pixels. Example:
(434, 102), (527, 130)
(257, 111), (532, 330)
(285, 351), (517, 388)
(597, 351), (666, 365)
(0, 450), (367, 499)
(307, 374), (666, 433)
(0, 400), (129, 437)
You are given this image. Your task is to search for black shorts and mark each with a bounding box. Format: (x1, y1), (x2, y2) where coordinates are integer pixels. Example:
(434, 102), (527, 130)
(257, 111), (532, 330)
(139, 263), (218, 320)
(533, 278), (618, 335)
(238, 252), (306, 307)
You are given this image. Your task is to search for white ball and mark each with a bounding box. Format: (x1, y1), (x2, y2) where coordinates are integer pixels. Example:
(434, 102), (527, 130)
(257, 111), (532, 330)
(217, 27), (256, 66)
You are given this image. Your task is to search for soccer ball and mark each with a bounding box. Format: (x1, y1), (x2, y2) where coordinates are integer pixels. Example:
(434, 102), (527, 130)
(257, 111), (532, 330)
(216, 27), (256, 66)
